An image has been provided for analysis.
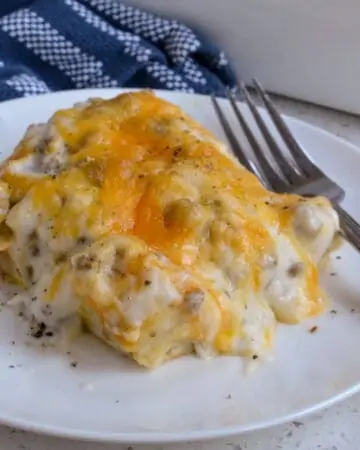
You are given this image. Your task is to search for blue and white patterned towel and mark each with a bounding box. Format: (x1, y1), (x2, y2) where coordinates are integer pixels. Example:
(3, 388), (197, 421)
(0, 0), (237, 102)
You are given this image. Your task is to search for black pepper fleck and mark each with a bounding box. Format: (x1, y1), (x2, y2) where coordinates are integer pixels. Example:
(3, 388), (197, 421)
(8, 365), (15, 369)
(309, 326), (318, 334)
(173, 147), (182, 158)
(330, 272), (336, 276)
(330, 309), (337, 315)
(30, 245), (40, 257)
(32, 322), (47, 339)
(351, 308), (356, 313)
(252, 355), (258, 360)
(144, 280), (151, 286)
(76, 255), (94, 270)
(292, 420), (304, 428)
(70, 361), (78, 368)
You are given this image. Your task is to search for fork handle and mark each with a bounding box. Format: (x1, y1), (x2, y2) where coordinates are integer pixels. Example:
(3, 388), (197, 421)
(334, 205), (360, 253)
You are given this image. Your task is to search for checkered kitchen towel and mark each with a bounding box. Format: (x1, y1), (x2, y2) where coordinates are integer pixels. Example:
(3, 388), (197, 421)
(0, 0), (237, 101)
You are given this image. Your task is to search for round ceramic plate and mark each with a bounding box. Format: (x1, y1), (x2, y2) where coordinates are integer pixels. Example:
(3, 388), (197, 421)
(0, 89), (359, 444)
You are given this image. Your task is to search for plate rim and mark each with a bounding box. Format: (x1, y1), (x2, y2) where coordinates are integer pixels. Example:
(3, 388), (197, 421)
(0, 88), (360, 443)
(0, 385), (358, 443)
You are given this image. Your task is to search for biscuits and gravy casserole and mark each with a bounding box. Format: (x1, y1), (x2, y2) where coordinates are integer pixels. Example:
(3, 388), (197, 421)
(0, 91), (340, 368)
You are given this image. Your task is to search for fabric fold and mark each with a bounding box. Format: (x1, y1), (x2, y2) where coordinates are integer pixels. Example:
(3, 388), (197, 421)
(0, 0), (237, 101)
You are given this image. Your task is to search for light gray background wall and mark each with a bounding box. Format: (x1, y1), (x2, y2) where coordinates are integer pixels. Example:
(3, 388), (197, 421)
(126, 0), (360, 114)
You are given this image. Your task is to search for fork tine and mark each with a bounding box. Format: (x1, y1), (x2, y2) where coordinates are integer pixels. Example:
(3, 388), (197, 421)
(335, 205), (360, 253)
(210, 95), (266, 183)
(227, 89), (287, 192)
(252, 79), (321, 178)
(238, 81), (303, 187)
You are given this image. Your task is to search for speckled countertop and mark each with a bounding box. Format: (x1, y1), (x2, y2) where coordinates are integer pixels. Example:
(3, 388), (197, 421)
(2, 98), (360, 450)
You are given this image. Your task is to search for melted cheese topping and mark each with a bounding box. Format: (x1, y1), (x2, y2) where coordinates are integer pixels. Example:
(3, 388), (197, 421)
(0, 91), (340, 368)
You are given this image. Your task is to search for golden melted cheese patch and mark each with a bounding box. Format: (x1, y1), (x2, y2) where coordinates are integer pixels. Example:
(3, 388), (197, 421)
(0, 91), (340, 368)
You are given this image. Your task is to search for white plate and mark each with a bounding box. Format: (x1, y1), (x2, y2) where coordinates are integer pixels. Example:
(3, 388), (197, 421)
(0, 89), (360, 444)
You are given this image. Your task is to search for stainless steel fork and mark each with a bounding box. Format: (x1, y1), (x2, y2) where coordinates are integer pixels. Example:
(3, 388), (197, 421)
(211, 79), (360, 252)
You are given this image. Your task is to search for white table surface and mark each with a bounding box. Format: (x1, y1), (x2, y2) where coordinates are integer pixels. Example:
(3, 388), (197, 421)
(2, 98), (360, 450)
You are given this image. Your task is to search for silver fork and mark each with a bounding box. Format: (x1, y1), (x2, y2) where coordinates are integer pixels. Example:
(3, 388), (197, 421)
(211, 79), (360, 252)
